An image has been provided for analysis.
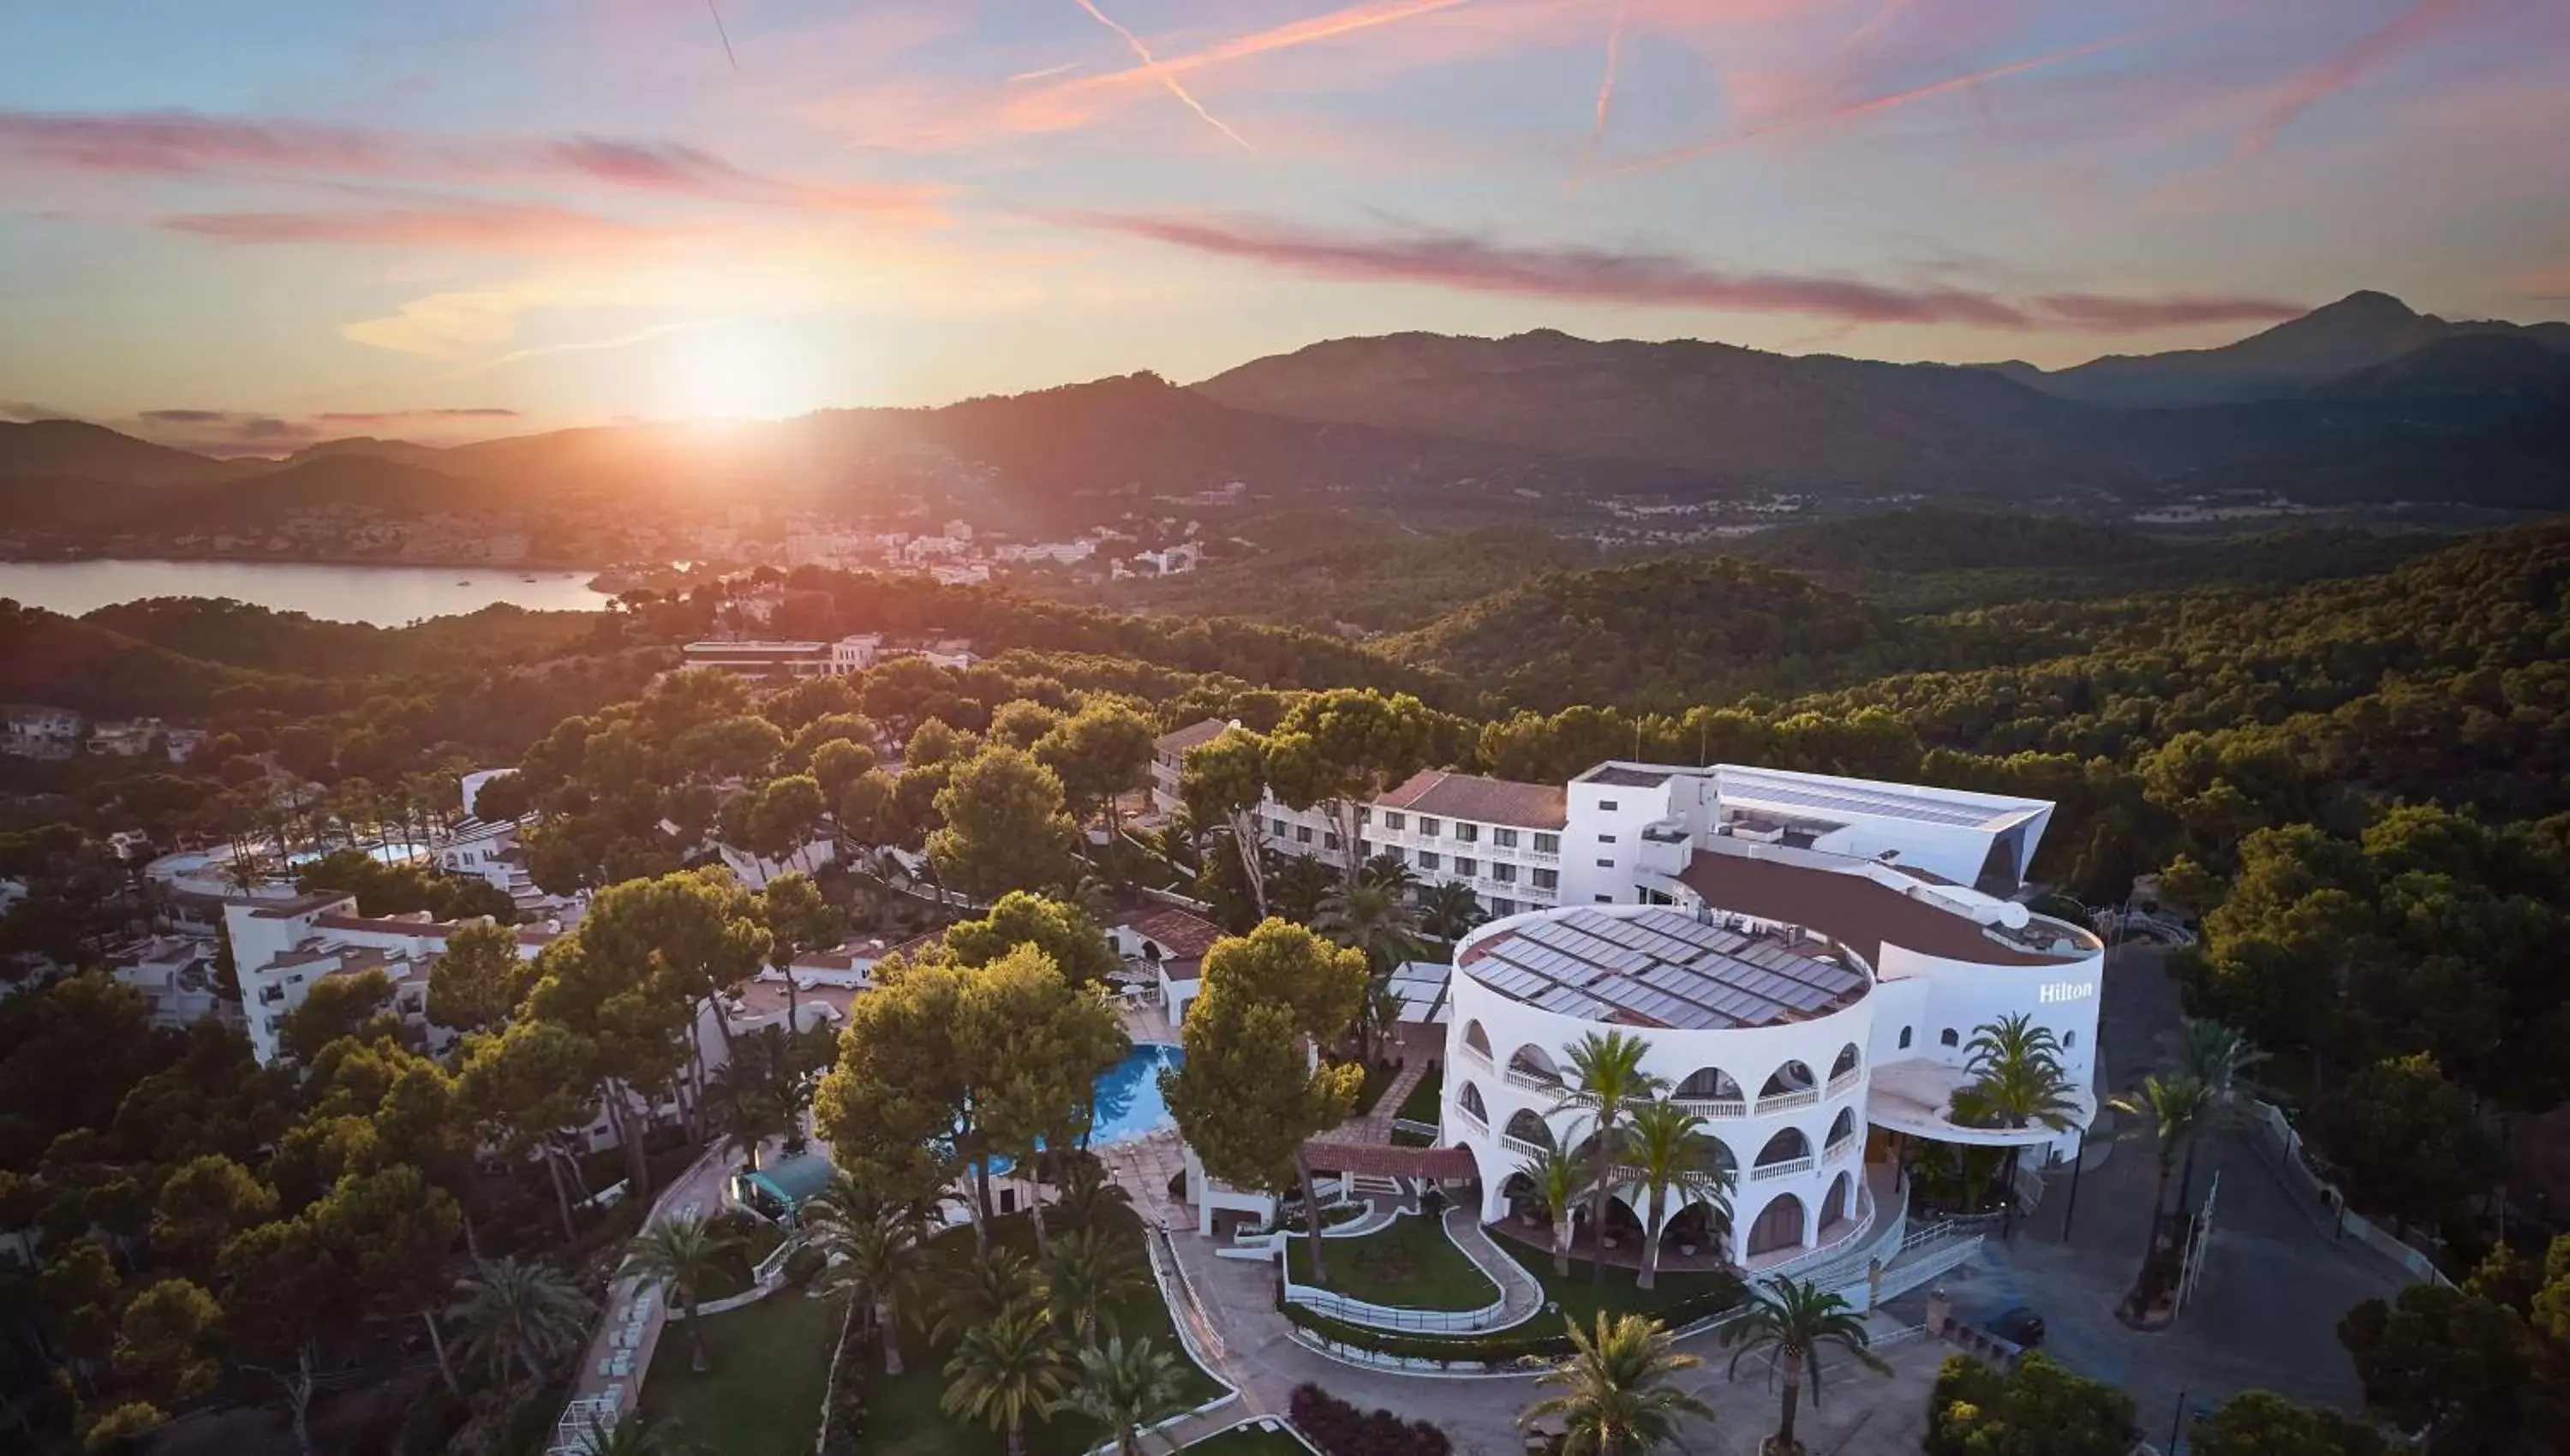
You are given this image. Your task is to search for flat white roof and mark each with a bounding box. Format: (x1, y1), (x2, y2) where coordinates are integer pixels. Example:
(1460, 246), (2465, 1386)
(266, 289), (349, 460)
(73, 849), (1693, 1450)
(1717, 765), (2050, 832)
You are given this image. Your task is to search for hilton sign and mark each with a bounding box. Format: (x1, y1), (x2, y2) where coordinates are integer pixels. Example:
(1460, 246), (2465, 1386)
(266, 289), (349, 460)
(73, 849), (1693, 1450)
(2038, 981), (2096, 1005)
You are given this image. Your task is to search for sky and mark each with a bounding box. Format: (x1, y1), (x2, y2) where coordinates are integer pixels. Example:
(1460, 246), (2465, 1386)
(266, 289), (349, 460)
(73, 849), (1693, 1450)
(1, 0), (2563, 455)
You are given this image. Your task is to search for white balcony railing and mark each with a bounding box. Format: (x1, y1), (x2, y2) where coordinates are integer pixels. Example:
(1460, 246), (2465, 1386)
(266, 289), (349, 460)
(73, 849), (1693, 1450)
(1455, 1105), (1488, 1137)
(1671, 1097), (1748, 1119)
(1757, 1089), (1820, 1115)
(1824, 1136), (1859, 1164)
(1460, 1041), (1494, 1073)
(1502, 1133), (1551, 1160)
(1506, 1066), (1563, 1095)
(1827, 1069), (1862, 1098)
(1751, 1156), (1816, 1181)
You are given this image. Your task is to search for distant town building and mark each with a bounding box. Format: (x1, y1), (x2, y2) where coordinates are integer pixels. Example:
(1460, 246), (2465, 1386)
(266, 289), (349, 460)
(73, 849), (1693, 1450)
(2, 706), (84, 760)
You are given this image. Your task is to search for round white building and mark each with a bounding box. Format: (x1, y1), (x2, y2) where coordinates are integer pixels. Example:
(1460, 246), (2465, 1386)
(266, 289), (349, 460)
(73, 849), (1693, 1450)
(1439, 855), (2104, 1274)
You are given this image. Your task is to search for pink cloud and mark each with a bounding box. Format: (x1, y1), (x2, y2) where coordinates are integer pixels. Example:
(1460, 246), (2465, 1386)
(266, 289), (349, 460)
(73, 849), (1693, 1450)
(1605, 33), (2135, 178)
(0, 108), (945, 219)
(166, 202), (660, 254)
(2238, 0), (2477, 155)
(2030, 292), (2310, 329)
(1052, 211), (2304, 331)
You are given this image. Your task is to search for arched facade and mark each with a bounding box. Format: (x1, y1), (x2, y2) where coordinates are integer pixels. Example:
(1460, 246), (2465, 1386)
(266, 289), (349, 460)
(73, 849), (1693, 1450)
(1443, 906), (1874, 1268)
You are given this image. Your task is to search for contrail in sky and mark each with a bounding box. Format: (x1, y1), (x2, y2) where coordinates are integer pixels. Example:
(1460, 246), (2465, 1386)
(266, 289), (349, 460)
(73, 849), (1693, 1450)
(1578, 5), (1628, 174)
(706, 0), (738, 72)
(1068, 0), (1256, 151)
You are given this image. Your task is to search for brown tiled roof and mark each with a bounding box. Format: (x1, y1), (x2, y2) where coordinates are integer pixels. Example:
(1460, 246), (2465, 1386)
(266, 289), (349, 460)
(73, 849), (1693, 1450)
(1154, 718), (1230, 755)
(1673, 850), (2067, 969)
(1301, 1140), (1479, 1180)
(1114, 907), (1227, 959)
(1375, 769), (1568, 830)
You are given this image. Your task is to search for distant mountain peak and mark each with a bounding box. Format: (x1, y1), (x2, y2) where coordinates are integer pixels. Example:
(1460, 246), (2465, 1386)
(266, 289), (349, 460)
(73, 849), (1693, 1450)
(2322, 289), (2418, 318)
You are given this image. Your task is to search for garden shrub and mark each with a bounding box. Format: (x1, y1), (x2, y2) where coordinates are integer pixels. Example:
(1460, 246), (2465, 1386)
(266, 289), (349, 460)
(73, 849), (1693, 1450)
(1289, 1383), (1451, 1456)
(816, 1309), (875, 1456)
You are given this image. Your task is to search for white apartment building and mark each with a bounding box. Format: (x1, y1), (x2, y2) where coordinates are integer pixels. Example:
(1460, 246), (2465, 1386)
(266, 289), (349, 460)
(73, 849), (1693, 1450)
(3, 706), (84, 760)
(1151, 720), (1563, 919)
(224, 893), (556, 1065)
(1436, 762), (2102, 1270)
(109, 935), (230, 1029)
(680, 634), (972, 681)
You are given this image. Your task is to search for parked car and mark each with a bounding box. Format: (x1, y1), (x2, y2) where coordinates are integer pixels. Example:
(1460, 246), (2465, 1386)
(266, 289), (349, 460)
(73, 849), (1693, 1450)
(1987, 1306), (2047, 1347)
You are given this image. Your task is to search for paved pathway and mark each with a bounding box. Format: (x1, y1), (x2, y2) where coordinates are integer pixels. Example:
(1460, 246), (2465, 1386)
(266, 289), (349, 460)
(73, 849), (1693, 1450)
(1442, 1204), (1548, 1329)
(1928, 943), (2408, 1433)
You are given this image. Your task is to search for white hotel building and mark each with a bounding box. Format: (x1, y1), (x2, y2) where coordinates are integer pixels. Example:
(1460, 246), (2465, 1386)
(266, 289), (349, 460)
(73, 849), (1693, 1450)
(1150, 724), (2104, 1271)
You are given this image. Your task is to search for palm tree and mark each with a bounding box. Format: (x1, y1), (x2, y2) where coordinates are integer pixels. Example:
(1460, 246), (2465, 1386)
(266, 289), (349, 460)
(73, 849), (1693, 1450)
(1417, 881), (1487, 942)
(941, 1297), (1070, 1456)
(1354, 851), (1417, 896)
(1049, 1156), (1133, 1234)
(1047, 1226), (1148, 1349)
(620, 1214), (743, 1374)
(705, 1072), (790, 1173)
(2170, 1020), (2268, 1213)
(1521, 1311), (1712, 1456)
(1963, 1012), (2063, 1080)
(1316, 879), (1426, 1060)
(799, 1178), (922, 1375)
(1553, 1029), (1667, 1283)
(2107, 1073), (2210, 1274)
(929, 1246), (1045, 1346)
(1620, 1101), (1734, 1290)
(451, 1256), (593, 1387)
(1270, 855), (1337, 923)
(1063, 1337), (1187, 1456)
(1950, 1015), (2082, 1233)
(1719, 1277), (1887, 1455)
(1518, 1143), (1591, 1277)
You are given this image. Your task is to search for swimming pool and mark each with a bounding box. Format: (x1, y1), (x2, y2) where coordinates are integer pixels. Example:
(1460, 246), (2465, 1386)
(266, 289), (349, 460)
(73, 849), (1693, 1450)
(1091, 1041), (1184, 1146)
(744, 1044), (1184, 1214)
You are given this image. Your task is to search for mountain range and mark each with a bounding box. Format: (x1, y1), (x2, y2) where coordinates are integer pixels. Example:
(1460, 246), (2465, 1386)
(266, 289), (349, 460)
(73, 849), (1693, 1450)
(4, 290), (2564, 531)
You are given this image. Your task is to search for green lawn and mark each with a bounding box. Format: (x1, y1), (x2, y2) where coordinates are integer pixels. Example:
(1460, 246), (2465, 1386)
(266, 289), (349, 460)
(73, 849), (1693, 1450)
(1185, 1420), (1319, 1456)
(865, 1205), (1225, 1456)
(1285, 1213), (1500, 1312)
(637, 1289), (842, 1455)
(1392, 1063), (1443, 1126)
(1506, 1233), (1742, 1331)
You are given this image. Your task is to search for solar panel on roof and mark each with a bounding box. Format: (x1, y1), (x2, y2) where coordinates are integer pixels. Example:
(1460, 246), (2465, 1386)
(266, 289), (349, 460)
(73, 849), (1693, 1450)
(1724, 777), (1994, 828)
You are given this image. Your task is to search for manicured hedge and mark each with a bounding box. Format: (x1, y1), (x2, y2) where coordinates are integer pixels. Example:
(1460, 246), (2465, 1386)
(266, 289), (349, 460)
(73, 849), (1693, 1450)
(1276, 1280), (1743, 1368)
(1289, 1383), (1451, 1456)
(816, 1305), (874, 1456)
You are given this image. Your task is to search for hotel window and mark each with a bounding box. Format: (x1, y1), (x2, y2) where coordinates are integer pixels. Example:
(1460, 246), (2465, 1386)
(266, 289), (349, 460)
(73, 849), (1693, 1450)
(1491, 898), (1515, 916)
(1383, 812), (1406, 831)
(1598, 799), (1619, 811)
(1594, 893), (1614, 903)
(1454, 822), (1478, 843)
(1271, 817), (1288, 836)
(1356, 807), (1372, 825)
(1898, 1026), (1914, 1049)
(1295, 825), (1313, 844)
(1418, 851), (1440, 871)
(1324, 832), (1341, 850)
(1939, 1028), (1959, 1047)
(1596, 857), (1616, 868)
(1598, 833), (1617, 844)
(2064, 1030), (2077, 1049)
(1534, 832), (1560, 854)
(1418, 818), (1441, 837)
(1454, 857), (1477, 878)
(1493, 827), (1519, 848)
(1491, 862), (1516, 884)
(1532, 868), (1557, 890)
(1360, 840), (1377, 859)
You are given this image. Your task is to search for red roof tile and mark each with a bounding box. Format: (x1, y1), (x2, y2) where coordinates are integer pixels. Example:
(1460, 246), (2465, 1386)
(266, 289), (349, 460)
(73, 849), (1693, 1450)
(1375, 769), (1567, 830)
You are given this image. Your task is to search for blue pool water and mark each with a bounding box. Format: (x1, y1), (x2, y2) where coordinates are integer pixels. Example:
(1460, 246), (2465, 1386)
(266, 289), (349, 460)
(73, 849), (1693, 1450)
(746, 1044), (1185, 1214)
(1091, 1041), (1184, 1146)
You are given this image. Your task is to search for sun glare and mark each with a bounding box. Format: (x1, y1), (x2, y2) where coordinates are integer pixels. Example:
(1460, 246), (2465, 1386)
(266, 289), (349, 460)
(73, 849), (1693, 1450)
(668, 331), (780, 421)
